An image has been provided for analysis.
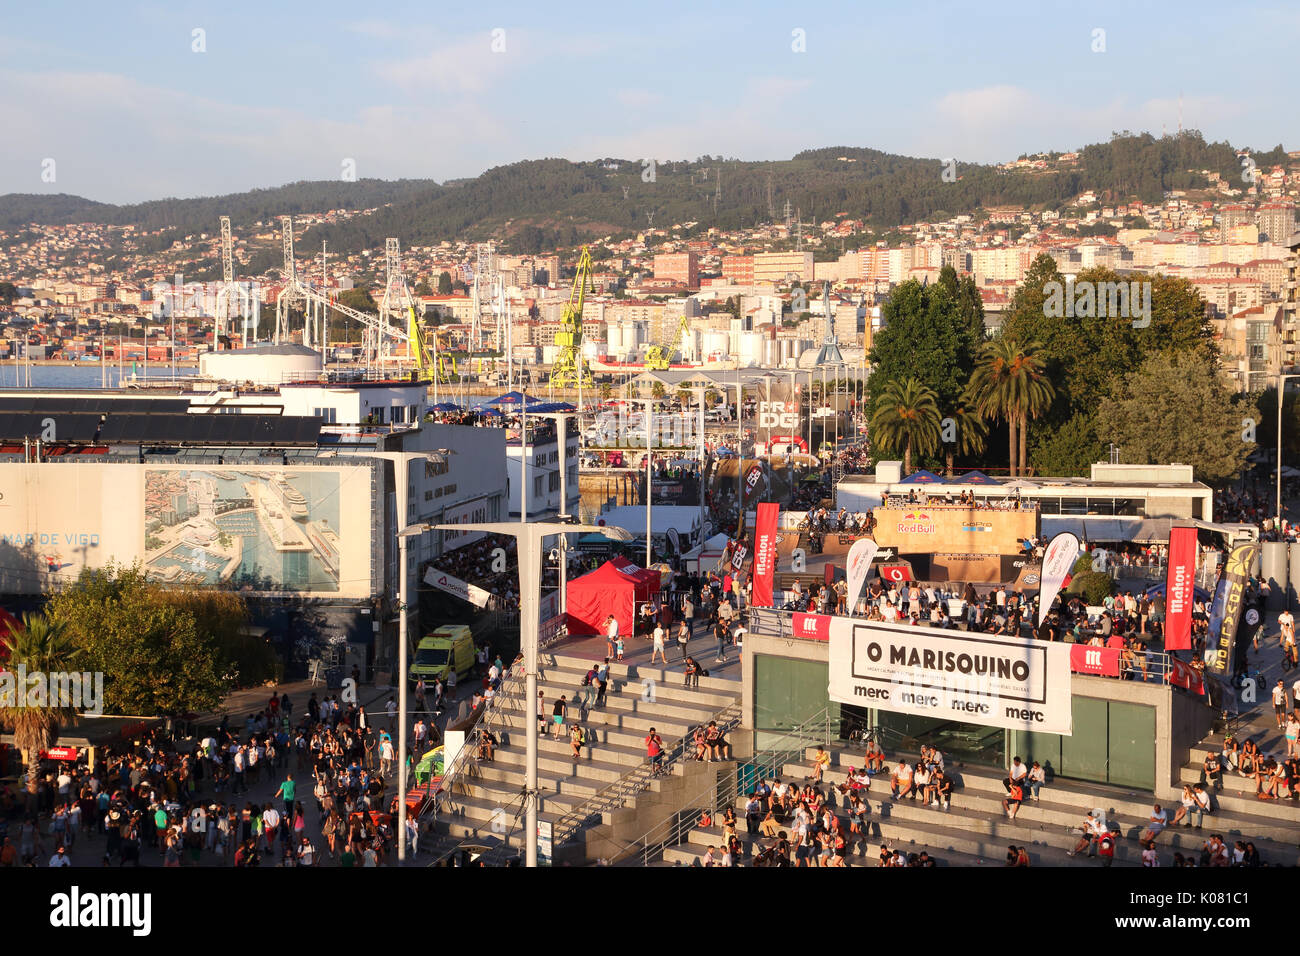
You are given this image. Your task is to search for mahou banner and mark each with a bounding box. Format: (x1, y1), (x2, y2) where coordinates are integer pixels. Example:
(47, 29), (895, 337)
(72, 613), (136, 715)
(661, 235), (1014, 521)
(1037, 532), (1080, 625)
(752, 502), (780, 608)
(845, 537), (879, 616)
(1163, 526), (1198, 651)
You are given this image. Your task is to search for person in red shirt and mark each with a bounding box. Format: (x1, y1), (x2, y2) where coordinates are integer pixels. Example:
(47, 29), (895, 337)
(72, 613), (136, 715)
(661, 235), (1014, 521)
(645, 728), (665, 776)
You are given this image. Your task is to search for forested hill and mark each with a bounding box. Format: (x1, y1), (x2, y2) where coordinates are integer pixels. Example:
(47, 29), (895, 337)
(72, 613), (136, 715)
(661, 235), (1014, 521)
(0, 179), (440, 233)
(1, 132), (1287, 256)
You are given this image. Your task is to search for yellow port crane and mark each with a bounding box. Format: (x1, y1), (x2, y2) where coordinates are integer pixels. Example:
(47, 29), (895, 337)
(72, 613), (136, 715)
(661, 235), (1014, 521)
(549, 246), (594, 387)
(644, 312), (691, 370)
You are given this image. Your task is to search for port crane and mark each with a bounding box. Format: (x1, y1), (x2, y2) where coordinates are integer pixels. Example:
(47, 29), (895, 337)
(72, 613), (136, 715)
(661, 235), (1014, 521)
(548, 246), (594, 387)
(644, 312), (692, 370)
(273, 216), (410, 368)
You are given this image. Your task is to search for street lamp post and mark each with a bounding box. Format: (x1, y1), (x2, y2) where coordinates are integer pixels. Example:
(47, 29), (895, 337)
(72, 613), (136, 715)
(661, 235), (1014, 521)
(320, 448), (446, 864)
(431, 521), (632, 867)
(1277, 373), (1300, 538)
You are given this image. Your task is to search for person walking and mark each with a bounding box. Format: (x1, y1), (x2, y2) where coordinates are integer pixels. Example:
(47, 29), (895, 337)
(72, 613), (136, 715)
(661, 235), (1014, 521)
(676, 619), (691, 662)
(273, 774), (296, 818)
(714, 618), (729, 664)
(651, 623), (668, 664)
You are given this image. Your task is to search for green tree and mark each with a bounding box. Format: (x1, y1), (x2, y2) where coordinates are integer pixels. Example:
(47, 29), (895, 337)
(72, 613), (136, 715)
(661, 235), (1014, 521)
(0, 281), (18, 305)
(0, 614), (83, 796)
(969, 337), (1054, 476)
(651, 381), (666, 400)
(414, 279), (433, 296)
(942, 385), (988, 477)
(1096, 351), (1255, 485)
(44, 562), (246, 715)
(437, 271), (453, 295)
(870, 377), (941, 474)
(1000, 256), (1216, 475)
(867, 278), (981, 435)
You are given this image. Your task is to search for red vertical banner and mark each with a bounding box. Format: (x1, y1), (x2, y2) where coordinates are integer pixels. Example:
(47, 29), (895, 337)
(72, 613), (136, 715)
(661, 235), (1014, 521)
(752, 502), (780, 607)
(1164, 526), (1198, 650)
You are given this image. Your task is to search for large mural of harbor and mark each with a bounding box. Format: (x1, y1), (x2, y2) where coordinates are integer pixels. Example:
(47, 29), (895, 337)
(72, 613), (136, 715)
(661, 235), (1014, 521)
(142, 469), (343, 592)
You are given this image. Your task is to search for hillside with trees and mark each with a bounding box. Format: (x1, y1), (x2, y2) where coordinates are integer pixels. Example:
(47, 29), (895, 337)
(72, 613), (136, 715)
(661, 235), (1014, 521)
(0, 132), (1287, 256)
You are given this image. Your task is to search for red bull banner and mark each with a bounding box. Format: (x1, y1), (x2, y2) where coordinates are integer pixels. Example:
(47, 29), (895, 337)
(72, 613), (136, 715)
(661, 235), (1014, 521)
(1163, 526), (1198, 651)
(752, 502), (780, 608)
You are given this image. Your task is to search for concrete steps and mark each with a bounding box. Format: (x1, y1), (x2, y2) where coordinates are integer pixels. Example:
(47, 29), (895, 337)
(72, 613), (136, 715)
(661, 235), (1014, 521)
(429, 648), (744, 862)
(655, 742), (1298, 867)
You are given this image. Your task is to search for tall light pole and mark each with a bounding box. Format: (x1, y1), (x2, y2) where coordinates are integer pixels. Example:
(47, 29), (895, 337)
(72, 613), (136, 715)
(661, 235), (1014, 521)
(1277, 372), (1300, 541)
(396, 522), (429, 863)
(320, 448), (446, 864)
(431, 521), (632, 867)
(622, 397), (657, 566)
(528, 410), (578, 613)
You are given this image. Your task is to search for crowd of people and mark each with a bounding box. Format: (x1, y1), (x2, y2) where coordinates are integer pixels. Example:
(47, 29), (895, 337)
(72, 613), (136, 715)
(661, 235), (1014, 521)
(0, 689), (425, 868)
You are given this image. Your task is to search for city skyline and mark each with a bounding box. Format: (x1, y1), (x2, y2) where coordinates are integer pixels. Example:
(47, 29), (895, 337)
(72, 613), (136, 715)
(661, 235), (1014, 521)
(1, 0), (1295, 204)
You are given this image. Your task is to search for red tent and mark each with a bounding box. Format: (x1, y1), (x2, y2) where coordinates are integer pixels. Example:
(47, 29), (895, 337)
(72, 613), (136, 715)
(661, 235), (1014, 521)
(566, 557), (661, 637)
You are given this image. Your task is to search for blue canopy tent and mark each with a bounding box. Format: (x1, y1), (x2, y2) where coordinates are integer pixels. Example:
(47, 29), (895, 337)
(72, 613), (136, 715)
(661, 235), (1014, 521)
(524, 401), (577, 413)
(1143, 581), (1213, 603)
(479, 407), (503, 417)
(948, 470), (999, 485)
(898, 469), (945, 484)
(429, 401), (462, 412)
(487, 391), (528, 406)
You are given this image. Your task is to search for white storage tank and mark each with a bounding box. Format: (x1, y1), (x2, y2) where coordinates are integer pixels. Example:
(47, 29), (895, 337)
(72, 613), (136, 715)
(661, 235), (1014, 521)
(199, 343), (322, 386)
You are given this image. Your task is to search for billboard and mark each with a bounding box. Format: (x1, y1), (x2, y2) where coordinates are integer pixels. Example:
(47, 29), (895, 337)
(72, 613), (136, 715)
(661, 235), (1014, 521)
(1163, 526), (1198, 651)
(872, 506), (1037, 557)
(1205, 541), (1259, 678)
(0, 463), (375, 598)
(751, 503), (779, 608)
(828, 618), (1072, 734)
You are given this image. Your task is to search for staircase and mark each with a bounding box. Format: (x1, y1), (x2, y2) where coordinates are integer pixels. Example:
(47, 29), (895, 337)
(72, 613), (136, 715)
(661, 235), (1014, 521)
(660, 741), (1300, 867)
(428, 648), (743, 864)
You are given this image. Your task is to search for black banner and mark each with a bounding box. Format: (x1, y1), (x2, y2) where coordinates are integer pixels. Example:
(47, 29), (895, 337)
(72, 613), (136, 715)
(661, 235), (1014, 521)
(1206, 542), (1258, 678)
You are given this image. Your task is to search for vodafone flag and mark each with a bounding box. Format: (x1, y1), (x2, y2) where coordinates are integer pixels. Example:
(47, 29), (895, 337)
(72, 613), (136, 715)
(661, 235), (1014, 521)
(1037, 532), (1080, 625)
(845, 537), (879, 616)
(1164, 525), (1198, 651)
(752, 502), (780, 608)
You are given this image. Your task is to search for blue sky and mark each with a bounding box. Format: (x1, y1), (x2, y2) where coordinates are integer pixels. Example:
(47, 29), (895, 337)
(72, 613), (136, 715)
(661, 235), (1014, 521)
(1, 0), (1296, 203)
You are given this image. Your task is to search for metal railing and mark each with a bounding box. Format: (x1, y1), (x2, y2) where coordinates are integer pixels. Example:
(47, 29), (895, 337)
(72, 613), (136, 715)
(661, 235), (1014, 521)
(611, 705), (834, 867)
(419, 663), (525, 824)
(548, 698), (744, 850)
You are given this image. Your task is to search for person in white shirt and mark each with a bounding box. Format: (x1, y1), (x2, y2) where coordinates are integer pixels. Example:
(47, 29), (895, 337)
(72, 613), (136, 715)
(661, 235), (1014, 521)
(651, 624), (667, 664)
(1141, 841), (1160, 867)
(1139, 804), (1167, 843)
(1280, 609), (1295, 649)
(891, 761), (914, 800)
(605, 615), (620, 657)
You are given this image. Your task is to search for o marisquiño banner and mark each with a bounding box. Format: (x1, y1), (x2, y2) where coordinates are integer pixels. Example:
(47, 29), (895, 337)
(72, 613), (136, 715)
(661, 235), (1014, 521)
(828, 618), (1072, 734)
(1163, 525), (1198, 651)
(751, 502), (780, 607)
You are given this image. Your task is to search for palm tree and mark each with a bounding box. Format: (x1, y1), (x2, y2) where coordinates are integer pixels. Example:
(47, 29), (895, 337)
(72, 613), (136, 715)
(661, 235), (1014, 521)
(969, 337), (1054, 476)
(943, 385), (988, 477)
(651, 381), (666, 401)
(0, 613), (83, 799)
(870, 377), (941, 474)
